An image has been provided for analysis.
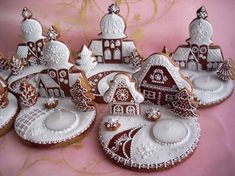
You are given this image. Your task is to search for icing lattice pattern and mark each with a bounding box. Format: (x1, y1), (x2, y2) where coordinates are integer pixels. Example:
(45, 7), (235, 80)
(15, 108), (48, 137)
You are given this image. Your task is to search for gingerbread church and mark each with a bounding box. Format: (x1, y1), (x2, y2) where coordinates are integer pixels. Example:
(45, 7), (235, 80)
(133, 53), (192, 105)
(89, 4), (139, 64)
(16, 7), (46, 66)
(172, 6), (223, 71)
(103, 73), (144, 116)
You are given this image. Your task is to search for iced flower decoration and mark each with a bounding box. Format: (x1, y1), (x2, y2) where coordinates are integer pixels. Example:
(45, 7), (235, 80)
(22, 7), (32, 20)
(145, 108), (161, 121)
(108, 3), (120, 14)
(116, 89), (128, 101)
(105, 117), (121, 131)
(47, 26), (58, 41)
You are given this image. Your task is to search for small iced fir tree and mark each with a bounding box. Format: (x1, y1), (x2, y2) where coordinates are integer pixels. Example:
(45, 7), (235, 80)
(0, 85), (9, 108)
(0, 55), (9, 71)
(217, 59), (235, 81)
(171, 88), (199, 118)
(19, 80), (38, 107)
(75, 45), (97, 72)
(70, 78), (95, 112)
(10, 56), (24, 76)
(130, 49), (141, 70)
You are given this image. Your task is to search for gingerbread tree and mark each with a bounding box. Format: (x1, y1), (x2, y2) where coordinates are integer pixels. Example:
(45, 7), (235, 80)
(75, 45), (97, 72)
(217, 59), (235, 81)
(19, 80), (38, 107)
(0, 54), (9, 71)
(130, 49), (141, 70)
(0, 84), (9, 108)
(171, 88), (199, 118)
(10, 56), (24, 76)
(70, 78), (95, 112)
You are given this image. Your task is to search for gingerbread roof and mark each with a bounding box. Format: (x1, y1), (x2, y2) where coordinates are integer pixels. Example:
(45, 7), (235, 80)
(173, 46), (223, 62)
(133, 53), (192, 91)
(103, 73), (144, 103)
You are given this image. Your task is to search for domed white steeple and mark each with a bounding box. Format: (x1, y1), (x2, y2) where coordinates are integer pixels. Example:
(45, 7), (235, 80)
(99, 4), (127, 39)
(187, 6), (213, 45)
(43, 26), (72, 69)
(21, 7), (44, 42)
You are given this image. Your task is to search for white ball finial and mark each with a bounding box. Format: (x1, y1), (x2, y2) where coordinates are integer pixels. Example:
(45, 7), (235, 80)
(22, 7), (32, 20)
(108, 3), (120, 14)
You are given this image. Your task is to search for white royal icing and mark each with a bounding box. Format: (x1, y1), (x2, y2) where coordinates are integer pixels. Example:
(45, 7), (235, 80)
(99, 104), (200, 170)
(14, 97), (96, 145)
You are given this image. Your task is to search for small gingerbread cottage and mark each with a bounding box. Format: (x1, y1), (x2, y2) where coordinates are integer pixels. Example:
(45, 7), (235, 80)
(103, 73), (144, 116)
(133, 53), (192, 105)
(38, 68), (84, 97)
(89, 4), (139, 64)
(172, 6), (223, 71)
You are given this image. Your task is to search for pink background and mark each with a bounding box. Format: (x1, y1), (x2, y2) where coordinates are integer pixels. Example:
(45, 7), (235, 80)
(0, 0), (235, 176)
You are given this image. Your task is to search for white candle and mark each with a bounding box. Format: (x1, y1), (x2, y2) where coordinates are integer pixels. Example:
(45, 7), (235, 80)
(45, 109), (77, 132)
(193, 75), (221, 91)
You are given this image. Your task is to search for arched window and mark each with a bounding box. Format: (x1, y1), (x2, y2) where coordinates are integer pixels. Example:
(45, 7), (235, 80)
(104, 40), (109, 47)
(207, 62), (212, 69)
(188, 60), (197, 70)
(212, 62), (217, 69)
(126, 106), (135, 115)
(110, 41), (115, 48)
(115, 40), (121, 46)
(48, 89), (54, 97)
(114, 48), (121, 60)
(54, 89), (60, 97)
(104, 49), (111, 60)
(113, 105), (123, 115)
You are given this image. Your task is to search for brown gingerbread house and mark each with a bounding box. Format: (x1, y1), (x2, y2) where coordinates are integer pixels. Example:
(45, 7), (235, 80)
(103, 73), (144, 116)
(133, 53), (192, 105)
(89, 4), (139, 64)
(38, 66), (85, 98)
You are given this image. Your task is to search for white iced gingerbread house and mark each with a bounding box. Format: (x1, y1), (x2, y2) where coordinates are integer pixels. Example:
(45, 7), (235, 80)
(38, 26), (85, 97)
(103, 73), (144, 116)
(133, 53), (192, 105)
(173, 6), (223, 71)
(89, 4), (138, 64)
(16, 7), (46, 66)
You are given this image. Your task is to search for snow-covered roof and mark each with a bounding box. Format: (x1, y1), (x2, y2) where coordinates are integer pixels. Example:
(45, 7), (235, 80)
(100, 13), (127, 39)
(133, 53), (192, 92)
(89, 40), (103, 56)
(38, 74), (59, 88)
(16, 45), (28, 58)
(122, 41), (136, 57)
(103, 73), (144, 103)
(69, 72), (82, 87)
(207, 48), (223, 62)
(172, 47), (190, 61)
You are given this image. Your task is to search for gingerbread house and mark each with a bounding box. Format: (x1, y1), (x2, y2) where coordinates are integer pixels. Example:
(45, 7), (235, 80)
(89, 4), (138, 64)
(133, 53), (192, 105)
(16, 8), (46, 66)
(103, 73), (144, 116)
(38, 67), (83, 97)
(172, 6), (223, 71)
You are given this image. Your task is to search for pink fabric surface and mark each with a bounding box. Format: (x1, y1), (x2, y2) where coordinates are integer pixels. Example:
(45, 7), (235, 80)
(0, 0), (235, 176)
